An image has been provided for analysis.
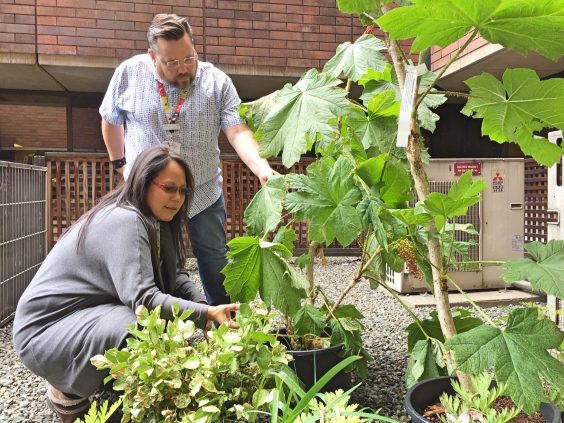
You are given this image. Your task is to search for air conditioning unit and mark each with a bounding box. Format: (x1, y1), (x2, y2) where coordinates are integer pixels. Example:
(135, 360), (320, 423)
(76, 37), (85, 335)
(387, 158), (525, 293)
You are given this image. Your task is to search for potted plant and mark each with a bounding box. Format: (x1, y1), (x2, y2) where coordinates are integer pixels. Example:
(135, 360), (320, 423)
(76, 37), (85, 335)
(91, 302), (294, 422)
(222, 0), (563, 418)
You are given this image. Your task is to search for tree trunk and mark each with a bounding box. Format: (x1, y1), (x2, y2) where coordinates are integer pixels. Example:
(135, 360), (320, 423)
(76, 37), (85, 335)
(384, 21), (470, 389)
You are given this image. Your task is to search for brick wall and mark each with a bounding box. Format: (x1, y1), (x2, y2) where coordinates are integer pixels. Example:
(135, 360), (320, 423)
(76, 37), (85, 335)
(72, 107), (105, 151)
(1, 0), (361, 70)
(0, 104), (67, 150)
(430, 34), (489, 72)
(0, 0), (35, 54)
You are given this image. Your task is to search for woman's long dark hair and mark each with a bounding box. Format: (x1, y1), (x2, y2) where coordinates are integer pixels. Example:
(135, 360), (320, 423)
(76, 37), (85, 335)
(76, 145), (194, 264)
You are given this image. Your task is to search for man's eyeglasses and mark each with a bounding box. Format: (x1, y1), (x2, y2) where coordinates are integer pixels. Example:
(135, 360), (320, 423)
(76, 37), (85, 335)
(152, 181), (190, 196)
(157, 53), (198, 69)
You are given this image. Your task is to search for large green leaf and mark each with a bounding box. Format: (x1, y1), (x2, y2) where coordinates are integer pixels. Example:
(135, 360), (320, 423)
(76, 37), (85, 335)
(222, 237), (307, 315)
(380, 161), (413, 208)
(293, 304), (326, 337)
(377, 0), (564, 60)
(405, 338), (448, 387)
(446, 307), (564, 414)
(516, 132), (564, 168)
(255, 69), (349, 168)
(330, 317), (370, 377)
(323, 34), (388, 82)
(355, 153), (388, 187)
(406, 309), (483, 353)
(272, 226), (297, 254)
(244, 175), (286, 236)
(423, 171), (485, 218)
(346, 102), (397, 150)
(359, 66), (401, 105)
(462, 69), (564, 167)
(222, 237), (261, 302)
(239, 92), (278, 132)
(448, 170), (486, 201)
(285, 157), (363, 247)
(392, 208), (432, 227)
(502, 240), (564, 298)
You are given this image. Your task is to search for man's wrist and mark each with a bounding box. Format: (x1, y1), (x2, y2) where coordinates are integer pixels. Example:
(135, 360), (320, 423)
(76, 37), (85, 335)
(111, 157), (126, 169)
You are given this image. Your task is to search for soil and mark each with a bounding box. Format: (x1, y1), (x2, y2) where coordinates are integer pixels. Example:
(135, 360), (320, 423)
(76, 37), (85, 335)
(421, 396), (546, 423)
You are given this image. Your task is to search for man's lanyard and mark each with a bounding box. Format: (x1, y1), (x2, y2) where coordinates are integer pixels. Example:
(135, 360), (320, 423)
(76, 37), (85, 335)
(157, 81), (189, 124)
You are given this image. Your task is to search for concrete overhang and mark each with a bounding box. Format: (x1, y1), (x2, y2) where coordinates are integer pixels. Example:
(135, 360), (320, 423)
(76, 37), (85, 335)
(0, 53), (302, 99)
(437, 44), (564, 91)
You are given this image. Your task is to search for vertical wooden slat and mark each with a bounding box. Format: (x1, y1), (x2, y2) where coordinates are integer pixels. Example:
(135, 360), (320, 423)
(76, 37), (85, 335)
(82, 161), (88, 215)
(64, 161), (71, 232)
(55, 161), (62, 244)
(73, 160), (80, 221)
(91, 161), (96, 209)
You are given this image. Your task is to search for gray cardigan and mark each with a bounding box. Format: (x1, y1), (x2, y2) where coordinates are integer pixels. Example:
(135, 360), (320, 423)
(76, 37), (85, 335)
(12, 205), (208, 397)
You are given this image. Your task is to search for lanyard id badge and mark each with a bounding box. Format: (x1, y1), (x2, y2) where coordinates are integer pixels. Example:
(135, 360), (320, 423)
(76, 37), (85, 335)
(157, 80), (189, 133)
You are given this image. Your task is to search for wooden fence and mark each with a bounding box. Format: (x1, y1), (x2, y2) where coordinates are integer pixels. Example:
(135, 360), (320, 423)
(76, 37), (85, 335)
(46, 153), (122, 249)
(46, 154), (552, 255)
(524, 158), (555, 243)
(46, 153), (361, 255)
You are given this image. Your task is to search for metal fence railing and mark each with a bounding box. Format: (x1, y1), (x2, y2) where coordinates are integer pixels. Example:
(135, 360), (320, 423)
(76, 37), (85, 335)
(0, 161), (48, 326)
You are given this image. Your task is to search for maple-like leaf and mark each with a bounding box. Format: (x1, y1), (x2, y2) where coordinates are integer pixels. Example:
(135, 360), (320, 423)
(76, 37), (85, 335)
(446, 307), (564, 414)
(462, 69), (564, 167)
(377, 0), (564, 60)
(244, 175), (286, 237)
(222, 237), (307, 315)
(323, 34), (388, 82)
(255, 69), (349, 168)
(285, 156), (362, 247)
(501, 240), (564, 299)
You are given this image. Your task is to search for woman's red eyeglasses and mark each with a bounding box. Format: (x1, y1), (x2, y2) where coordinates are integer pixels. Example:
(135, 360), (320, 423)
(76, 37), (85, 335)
(152, 181), (190, 196)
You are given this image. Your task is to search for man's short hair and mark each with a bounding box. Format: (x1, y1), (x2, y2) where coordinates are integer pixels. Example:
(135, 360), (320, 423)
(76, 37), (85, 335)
(148, 14), (193, 52)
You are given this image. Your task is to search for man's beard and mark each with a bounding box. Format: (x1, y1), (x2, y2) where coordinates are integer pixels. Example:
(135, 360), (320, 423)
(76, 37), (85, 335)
(171, 72), (193, 88)
(157, 67), (195, 89)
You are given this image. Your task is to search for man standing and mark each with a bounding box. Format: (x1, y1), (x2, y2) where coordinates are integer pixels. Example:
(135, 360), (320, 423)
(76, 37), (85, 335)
(100, 14), (275, 305)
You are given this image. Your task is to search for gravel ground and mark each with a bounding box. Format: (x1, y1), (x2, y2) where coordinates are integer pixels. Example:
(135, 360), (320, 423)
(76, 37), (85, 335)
(0, 256), (535, 422)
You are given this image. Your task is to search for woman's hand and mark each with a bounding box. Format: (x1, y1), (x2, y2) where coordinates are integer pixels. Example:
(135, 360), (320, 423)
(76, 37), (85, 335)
(206, 303), (240, 329)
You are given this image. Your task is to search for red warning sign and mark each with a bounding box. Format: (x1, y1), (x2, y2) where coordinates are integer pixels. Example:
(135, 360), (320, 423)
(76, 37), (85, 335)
(453, 162), (481, 176)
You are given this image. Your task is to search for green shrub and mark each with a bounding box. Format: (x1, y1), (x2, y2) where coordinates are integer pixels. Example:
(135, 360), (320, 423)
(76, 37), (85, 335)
(91, 303), (290, 422)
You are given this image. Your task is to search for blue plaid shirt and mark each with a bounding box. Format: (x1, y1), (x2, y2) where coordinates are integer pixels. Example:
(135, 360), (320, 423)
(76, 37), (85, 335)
(100, 54), (243, 216)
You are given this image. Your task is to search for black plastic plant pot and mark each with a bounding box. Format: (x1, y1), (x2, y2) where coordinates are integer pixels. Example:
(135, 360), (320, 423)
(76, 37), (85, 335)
(275, 328), (351, 393)
(404, 376), (562, 423)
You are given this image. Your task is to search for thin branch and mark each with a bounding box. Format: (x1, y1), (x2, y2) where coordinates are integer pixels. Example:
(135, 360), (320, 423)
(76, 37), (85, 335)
(415, 28), (479, 110)
(442, 90), (470, 99)
(445, 274), (499, 328)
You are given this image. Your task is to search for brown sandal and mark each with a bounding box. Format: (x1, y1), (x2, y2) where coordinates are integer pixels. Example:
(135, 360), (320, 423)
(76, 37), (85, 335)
(46, 386), (90, 423)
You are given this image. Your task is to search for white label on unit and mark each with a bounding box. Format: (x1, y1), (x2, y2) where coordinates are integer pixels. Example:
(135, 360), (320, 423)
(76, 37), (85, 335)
(396, 66), (418, 148)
